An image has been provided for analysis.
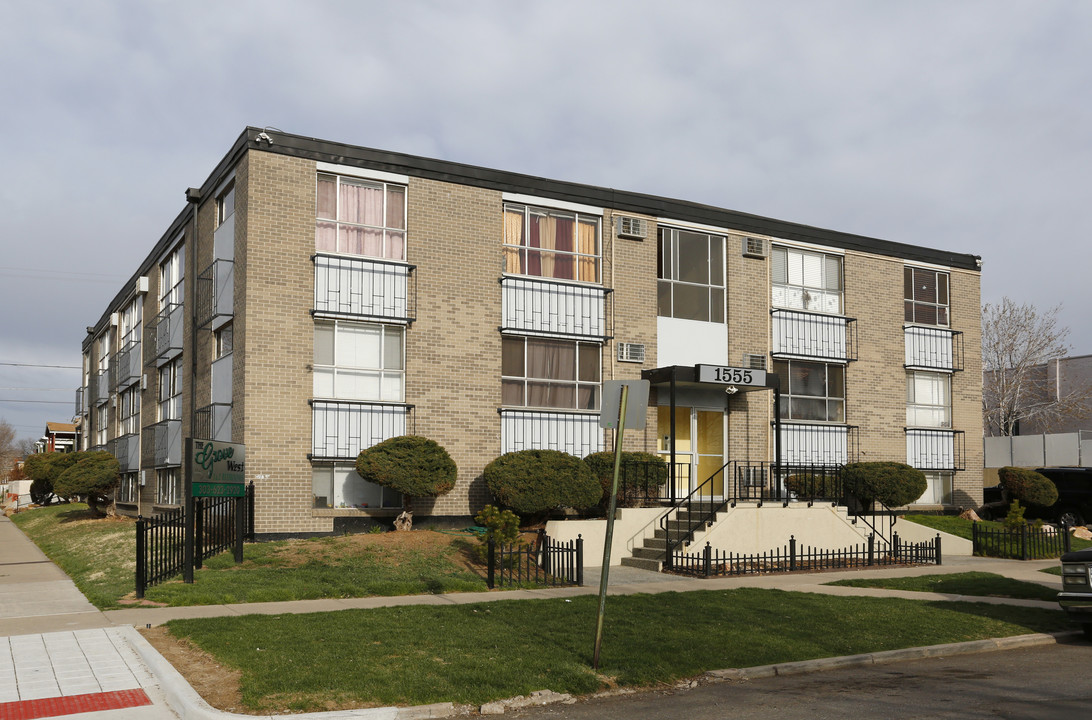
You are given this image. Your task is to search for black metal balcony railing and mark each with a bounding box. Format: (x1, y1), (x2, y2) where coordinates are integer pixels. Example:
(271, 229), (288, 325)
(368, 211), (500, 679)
(777, 423), (860, 466)
(195, 403), (232, 443)
(771, 308), (857, 362)
(499, 408), (603, 458)
(114, 433), (140, 473)
(500, 276), (611, 340)
(115, 340), (141, 390)
(196, 259), (234, 328)
(906, 428), (966, 471)
(75, 386), (86, 415)
(313, 254), (415, 323)
(146, 304), (183, 366)
(310, 400), (413, 460)
(905, 326), (964, 372)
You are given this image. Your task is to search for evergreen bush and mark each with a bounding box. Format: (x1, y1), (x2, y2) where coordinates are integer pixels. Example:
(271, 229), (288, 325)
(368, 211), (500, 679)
(53, 451), (119, 515)
(354, 435), (457, 504)
(998, 466), (1058, 508)
(483, 449), (602, 516)
(583, 451), (667, 507)
(842, 461), (927, 509)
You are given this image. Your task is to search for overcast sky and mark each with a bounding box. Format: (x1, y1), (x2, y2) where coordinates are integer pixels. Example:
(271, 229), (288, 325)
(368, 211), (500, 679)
(1, 0), (1089, 442)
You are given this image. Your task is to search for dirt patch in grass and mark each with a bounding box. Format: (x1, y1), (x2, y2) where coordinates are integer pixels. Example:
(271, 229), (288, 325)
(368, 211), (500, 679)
(244, 530), (483, 572)
(141, 625), (248, 714)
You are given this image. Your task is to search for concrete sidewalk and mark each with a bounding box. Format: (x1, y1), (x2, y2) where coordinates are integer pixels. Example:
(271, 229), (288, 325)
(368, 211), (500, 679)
(0, 512), (1073, 719)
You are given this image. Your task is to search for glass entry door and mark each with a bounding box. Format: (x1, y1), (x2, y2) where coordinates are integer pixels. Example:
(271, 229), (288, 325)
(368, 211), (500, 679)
(657, 406), (725, 499)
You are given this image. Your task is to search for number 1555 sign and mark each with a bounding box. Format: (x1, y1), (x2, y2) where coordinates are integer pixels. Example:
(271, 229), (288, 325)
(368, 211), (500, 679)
(697, 365), (766, 386)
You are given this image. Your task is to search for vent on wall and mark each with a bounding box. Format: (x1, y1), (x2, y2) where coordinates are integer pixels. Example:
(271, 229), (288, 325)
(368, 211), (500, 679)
(616, 216), (648, 240)
(742, 353), (767, 370)
(741, 236), (769, 259)
(617, 342), (646, 363)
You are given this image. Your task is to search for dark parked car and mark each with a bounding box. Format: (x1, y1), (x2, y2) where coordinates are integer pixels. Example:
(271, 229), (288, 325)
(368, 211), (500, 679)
(981, 467), (1092, 526)
(1058, 547), (1092, 639)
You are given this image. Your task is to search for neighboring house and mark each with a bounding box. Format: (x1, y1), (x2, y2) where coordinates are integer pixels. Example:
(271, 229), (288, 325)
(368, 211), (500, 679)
(75, 127), (984, 537)
(34, 422), (79, 454)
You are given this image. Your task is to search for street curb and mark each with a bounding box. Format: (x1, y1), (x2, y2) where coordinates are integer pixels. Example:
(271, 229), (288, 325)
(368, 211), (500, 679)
(704, 631), (1077, 682)
(121, 625), (456, 720)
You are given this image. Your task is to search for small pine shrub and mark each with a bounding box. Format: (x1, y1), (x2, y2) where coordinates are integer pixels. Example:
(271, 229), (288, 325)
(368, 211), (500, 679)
(1004, 499), (1028, 530)
(998, 466), (1058, 508)
(843, 462), (927, 509)
(483, 449), (602, 517)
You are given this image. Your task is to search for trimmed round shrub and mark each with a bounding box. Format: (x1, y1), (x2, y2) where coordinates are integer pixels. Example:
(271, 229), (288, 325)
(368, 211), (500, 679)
(53, 451), (119, 515)
(842, 462), (927, 509)
(354, 435), (457, 500)
(484, 449), (602, 516)
(998, 466), (1058, 508)
(584, 451), (667, 506)
(24, 452), (78, 506)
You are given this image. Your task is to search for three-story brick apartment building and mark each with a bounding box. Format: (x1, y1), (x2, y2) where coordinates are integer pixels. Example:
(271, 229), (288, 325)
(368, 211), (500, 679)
(75, 127), (983, 537)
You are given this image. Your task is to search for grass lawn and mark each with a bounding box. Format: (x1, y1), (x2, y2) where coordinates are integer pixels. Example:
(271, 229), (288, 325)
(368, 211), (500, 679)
(12, 504), (488, 609)
(903, 514), (1092, 552)
(163, 588), (1070, 713)
(825, 571), (1059, 601)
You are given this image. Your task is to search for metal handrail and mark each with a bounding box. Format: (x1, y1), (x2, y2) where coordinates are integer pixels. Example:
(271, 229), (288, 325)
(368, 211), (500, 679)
(660, 462), (732, 570)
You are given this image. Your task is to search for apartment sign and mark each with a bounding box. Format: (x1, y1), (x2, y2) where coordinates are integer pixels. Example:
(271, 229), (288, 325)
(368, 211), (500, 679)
(190, 439), (246, 497)
(696, 364), (767, 387)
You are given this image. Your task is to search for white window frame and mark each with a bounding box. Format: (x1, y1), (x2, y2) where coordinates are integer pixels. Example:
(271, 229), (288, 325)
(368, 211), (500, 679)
(119, 387), (140, 436)
(313, 320), (405, 403)
(771, 244), (843, 315)
(95, 405), (108, 447)
(311, 463), (403, 510)
(159, 243), (185, 309)
(503, 203), (601, 284)
(156, 468), (181, 506)
(216, 180), (235, 228)
(215, 322), (233, 359)
(773, 359), (846, 423)
(904, 266), (950, 327)
(916, 471), (953, 505)
(501, 336), (601, 411)
(117, 473), (139, 504)
(657, 226), (726, 323)
(158, 358), (182, 421)
(906, 370), (952, 428)
(316, 173), (407, 261)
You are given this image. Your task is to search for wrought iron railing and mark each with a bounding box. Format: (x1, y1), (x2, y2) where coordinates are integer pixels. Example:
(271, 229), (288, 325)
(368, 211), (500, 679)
(771, 308), (857, 362)
(152, 419), (182, 467)
(310, 400), (412, 460)
(500, 276), (610, 340)
(313, 253), (414, 322)
(906, 429), (966, 471)
(972, 521), (1072, 560)
(486, 532), (583, 589)
(115, 340), (141, 390)
(146, 303), (183, 365)
(905, 326), (964, 372)
(195, 403), (232, 443)
(196, 259), (234, 328)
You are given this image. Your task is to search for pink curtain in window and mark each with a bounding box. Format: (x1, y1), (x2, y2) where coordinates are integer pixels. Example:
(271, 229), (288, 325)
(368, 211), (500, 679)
(339, 182), (384, 256)
(530, 214), (556, 277)
(553, 216), (574, 280)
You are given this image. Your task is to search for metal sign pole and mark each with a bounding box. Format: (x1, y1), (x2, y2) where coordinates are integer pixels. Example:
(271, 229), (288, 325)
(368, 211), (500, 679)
(592, 383), (628, 670)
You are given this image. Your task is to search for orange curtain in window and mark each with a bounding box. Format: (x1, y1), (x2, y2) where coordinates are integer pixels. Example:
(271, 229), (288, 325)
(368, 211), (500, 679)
(532, 214), (556, 277)
(504, 209), (524, 274)
(578, 220), (597, 282)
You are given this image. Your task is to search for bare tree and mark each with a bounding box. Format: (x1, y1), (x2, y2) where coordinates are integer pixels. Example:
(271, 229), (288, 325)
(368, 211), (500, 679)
(982, 298), (1091, 435)
(0, 419), (18, 483)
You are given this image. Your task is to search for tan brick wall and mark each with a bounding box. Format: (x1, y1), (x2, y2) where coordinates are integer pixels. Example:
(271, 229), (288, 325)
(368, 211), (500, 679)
(726, 235), (774, 463)
(240, 150), (330, 534)
(951, 267), (984, 506)
(404, 178), (503, 516)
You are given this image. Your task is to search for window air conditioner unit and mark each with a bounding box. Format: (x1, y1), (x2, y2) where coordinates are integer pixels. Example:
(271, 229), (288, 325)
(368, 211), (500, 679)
(742, 353), (767, 370)
(135, 276), (150, 295)
(741, 236), (769, 259)
(616, 342), (646, 363)
(616, 216), (648, 240)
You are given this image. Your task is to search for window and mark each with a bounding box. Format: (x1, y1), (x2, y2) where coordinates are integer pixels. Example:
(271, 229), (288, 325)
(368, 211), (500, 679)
(504, 204), (600, 283)
(119, 298), (142, 347)
(904, 267), (949, 326)
(119, 387), (140, 436)
(160, 244), (185, 309)
(502, 337), (600, 410)
(156, 468), (181, 505)
(117, 473), (138, 504)
(158, 358), (182, 421)
(216, 181), (235, 227)
(95, 405), (108, 447)
(907, 371), (951, 428)
(215, 323), (233, 359)
(917, 471), (952, 505)
(316, 174), (406, 260)
(772, 245), (843, 314)
(774, 359), (845, 422)
(313, 320), (404, 402)
(657, 227), (725, 322)
(312, 463), (402, 509)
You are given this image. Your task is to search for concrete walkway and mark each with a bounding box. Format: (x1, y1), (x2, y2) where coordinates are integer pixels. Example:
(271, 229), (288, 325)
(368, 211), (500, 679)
(0, 513), (1075, 719)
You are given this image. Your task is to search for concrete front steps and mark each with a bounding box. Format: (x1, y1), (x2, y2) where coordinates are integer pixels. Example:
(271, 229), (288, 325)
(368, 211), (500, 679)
(620, 507), (714, 572)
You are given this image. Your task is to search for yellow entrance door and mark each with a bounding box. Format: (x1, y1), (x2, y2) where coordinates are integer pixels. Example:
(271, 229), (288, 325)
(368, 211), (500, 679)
(696, 410), (725, 497)
(657, 406), (725, 499)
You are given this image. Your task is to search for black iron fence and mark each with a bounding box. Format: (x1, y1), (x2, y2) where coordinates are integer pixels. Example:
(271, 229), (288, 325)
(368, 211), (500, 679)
(669, 532), (942, 578)
(972, 522), (1072, 560)
(136, 482), (255, 598)
(486, 533), (583, 589)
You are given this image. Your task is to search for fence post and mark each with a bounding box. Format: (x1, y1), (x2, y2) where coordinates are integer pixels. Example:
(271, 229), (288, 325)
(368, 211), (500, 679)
(487, 539), (495, 589)
(576, 535), (584, 587)
(1021, 524), (1029, 561)
(194, 497), (204, 570)
(247, 482), (256, 541)
(1064, 523), (1072, 554)
(789, 535), (796, 572)
(541, 531), (551, 575)
(971, 521), (978, 555)
(234, 495), (245, 563)
(135, 516), (146, 600)
(867, 533), (875, 566)
(703, 543), (712, 577)
(935, 533), (942, 565)
(893, 533), (901, 561)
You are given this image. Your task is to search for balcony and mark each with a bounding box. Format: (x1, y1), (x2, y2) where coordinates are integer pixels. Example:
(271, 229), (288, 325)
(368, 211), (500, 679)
(310, 400), (411, 460)
(75, 386), (86, 416)
(211, 353), (232, 404)
(114, 433), (140, 473)
(152, 419), (182, 467)
(906, 429), (966, 471)
(93, 369), (110, 406)
(501, 276), (610, 340)
(905, 326), (964, 372)
(115, 340), (141, 390)
(499, 409), (603, 457)
(195, 403), (232, 442)
(196, 259), (234, 329)
(778, 423), (859, 466)
(772, 309), (857, 362)
(146, 303), (184, 366)
(214, 212), (234, 261)
(313, 254), (414, 323)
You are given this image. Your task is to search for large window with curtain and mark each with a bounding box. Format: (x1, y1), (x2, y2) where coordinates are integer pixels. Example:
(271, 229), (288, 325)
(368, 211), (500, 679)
(502, 336), (600, 410)
(773, 359), (845, 422)
(657, 227), (725, 322)
(316, 173), (406, 261)
(771, 245), (843, 314)
(503, 204), (600, 283)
